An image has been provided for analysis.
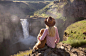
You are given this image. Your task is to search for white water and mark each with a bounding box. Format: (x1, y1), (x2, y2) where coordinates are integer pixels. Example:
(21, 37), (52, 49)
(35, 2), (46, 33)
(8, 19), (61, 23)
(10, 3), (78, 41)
(5, 19), (37, 55)
(20, 19), (36, 47)
(20, 19), (29, 38)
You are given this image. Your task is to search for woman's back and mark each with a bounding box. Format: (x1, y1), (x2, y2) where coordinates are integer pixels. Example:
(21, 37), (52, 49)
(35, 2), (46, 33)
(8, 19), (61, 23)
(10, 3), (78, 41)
(46, 27), (59, 48)
(39, 16), (60, 48)
(40, 27), (59, 48)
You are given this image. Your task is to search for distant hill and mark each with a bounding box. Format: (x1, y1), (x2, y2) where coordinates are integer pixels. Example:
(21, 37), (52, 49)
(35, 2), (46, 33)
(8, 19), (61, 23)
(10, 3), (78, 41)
(34, 0), (86, 20)
(34, 0), (86, 32)
(13, 0), (57, 1)
(0, 1), (49, 18)
(1, 0), (58, 1)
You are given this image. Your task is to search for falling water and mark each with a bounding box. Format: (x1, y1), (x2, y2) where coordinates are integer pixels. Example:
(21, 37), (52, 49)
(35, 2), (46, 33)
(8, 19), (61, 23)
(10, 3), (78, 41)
(20, 19), (29, 38)
(19, 19), (36, 47)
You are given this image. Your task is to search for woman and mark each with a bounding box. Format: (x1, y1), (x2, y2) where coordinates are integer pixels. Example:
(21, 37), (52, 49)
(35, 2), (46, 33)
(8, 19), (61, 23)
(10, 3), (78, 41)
(39, 16), (60, 48)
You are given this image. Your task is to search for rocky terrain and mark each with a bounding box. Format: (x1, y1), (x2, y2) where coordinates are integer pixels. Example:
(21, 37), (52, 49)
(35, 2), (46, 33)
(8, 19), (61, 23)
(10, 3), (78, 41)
(29, 42), (86, 56)
(0, 0), (86, 56)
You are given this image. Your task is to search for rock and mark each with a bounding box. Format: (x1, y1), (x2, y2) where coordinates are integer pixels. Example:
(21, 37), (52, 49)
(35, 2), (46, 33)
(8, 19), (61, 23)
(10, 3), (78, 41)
(54, 1), (59, 4)
(51, 53), (57, 56)
(65, 45), (72, 51)
(78, 47), (84, 51)
(36, 53), (44, 56)
(72, 51), (78, 55)
(31, 54), (35, 56)
(84, 50), (86, 53)
(71, 53), (78, 56)
(61, 46), (65, 49)
(30, 42), (86, 56)
(44, 49), (52, 56)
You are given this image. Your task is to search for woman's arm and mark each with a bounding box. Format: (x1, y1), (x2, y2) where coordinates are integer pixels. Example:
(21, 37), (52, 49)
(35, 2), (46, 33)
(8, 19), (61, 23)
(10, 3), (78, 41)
(39, 29), (48, 41)
(55, 27), (60, 43)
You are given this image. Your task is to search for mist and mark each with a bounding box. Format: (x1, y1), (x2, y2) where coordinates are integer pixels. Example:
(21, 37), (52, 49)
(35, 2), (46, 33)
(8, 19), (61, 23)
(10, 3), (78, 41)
(0, 1), (51, 56)
(0, 2), (36, 56)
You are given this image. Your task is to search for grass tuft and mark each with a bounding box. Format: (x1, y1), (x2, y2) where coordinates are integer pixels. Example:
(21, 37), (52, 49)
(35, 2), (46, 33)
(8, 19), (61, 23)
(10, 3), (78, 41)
(11, 50), (32, 56)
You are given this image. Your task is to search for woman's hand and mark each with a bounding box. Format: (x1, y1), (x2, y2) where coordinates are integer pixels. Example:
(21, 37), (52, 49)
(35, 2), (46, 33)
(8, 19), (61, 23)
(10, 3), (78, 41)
(38, 37), (41, 41)
(57, 38), (60, 43)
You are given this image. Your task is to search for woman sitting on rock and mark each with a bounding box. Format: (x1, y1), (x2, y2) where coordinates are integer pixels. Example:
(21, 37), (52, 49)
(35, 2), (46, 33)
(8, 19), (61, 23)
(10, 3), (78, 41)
(39, 16), (60, 48)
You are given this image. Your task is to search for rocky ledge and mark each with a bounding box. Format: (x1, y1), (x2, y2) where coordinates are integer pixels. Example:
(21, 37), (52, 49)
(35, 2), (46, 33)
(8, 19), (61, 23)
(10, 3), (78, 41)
(29, 42), (86, 56)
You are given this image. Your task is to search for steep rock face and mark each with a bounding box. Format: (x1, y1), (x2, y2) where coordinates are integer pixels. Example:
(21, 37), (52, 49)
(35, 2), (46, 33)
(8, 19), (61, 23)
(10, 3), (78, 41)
(0, 12), (24, 56)
(63, 0), (86, 18)
(35, 0), (86, 30)
(27, 17), (65, 41)
(35, 0), (86, 18)
(0, 13), (23, 43)
(27, 17), (45, 37)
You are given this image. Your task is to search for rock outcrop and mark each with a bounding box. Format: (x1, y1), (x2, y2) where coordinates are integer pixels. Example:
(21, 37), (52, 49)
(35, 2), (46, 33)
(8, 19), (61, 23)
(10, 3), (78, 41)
(35, 0), (86, 19)
(63, 0), (86, 18)
(29, 42), (86, 56)
(63, 20), (86, 41)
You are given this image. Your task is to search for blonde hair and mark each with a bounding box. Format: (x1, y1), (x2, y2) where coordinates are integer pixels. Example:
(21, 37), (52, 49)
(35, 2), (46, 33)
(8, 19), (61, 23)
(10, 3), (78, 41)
(46, 25), (56, 37)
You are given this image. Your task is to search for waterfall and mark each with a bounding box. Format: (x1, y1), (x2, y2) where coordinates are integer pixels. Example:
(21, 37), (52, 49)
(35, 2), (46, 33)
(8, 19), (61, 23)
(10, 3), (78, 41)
(19, 19), (36, 48)
(20, 19), (29, 38)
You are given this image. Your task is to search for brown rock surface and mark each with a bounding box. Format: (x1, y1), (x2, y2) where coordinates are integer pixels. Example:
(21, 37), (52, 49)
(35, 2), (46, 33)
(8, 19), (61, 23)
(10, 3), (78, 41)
(30, 42), (86, 56)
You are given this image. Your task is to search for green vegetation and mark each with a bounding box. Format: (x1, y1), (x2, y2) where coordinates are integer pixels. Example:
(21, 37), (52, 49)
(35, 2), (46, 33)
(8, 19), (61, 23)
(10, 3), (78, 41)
(64, 20), (86, 40)
(62, 39), (86, 47)
(63, 20), (86, 47)
(11, 50), (32, 56)
(34, 1), (67, 19)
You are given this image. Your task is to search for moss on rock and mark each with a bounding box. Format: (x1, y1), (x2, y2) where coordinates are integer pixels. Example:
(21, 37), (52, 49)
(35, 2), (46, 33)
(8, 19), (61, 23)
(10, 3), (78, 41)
(63, 20), (86, 47)
(64, 20), (86, 40)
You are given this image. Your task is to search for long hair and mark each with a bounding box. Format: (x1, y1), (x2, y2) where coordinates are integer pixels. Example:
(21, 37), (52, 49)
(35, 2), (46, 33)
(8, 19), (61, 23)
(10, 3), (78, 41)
(46, 25), (56, 37)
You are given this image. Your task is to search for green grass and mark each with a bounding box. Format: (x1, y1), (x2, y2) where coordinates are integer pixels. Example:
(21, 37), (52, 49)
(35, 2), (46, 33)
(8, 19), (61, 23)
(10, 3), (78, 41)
(64, 20), (86, 40)
(62, 39), (86, 47)
(34, 1), (67, 19)
(63, 20), (86, 47)
(11, 50), (32, 56)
